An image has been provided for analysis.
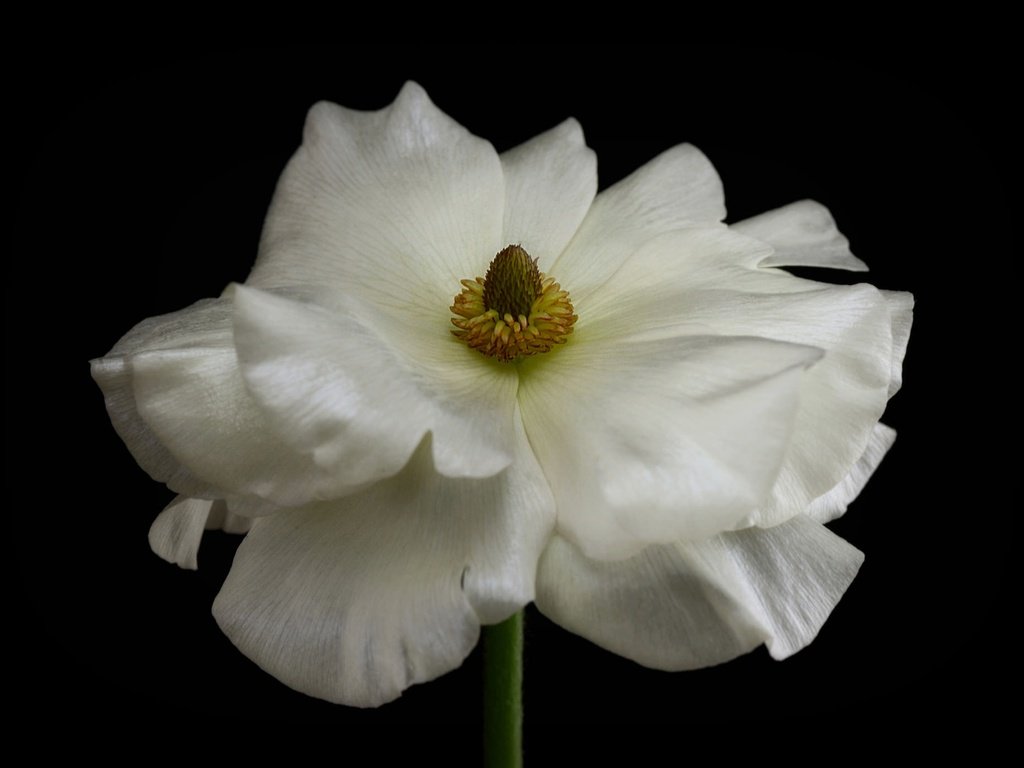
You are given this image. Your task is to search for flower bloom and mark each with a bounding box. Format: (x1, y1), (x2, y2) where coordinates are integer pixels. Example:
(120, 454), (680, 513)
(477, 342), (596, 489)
(92, 82), (912, 707)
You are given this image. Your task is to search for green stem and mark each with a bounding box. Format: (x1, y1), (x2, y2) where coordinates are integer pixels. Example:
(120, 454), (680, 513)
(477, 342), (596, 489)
(483, 610), (524, 768)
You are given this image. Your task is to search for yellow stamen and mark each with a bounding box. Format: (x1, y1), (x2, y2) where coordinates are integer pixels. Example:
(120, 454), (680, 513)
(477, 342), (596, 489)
(451, 244), (577, 362)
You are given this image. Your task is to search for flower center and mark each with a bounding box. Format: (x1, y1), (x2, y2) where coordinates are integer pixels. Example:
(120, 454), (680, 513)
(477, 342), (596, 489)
(450, 244), (577, 362)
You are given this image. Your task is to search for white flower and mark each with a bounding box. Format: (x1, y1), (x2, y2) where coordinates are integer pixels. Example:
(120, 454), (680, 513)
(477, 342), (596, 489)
(92, 82), (912, 707)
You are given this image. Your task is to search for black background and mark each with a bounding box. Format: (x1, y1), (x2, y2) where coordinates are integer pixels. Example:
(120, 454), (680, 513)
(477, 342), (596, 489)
(9, 45), (1017, 750)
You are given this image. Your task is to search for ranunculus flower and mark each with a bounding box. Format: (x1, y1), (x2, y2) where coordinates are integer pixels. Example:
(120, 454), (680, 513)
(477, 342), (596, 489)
(92, 82), (912, 707)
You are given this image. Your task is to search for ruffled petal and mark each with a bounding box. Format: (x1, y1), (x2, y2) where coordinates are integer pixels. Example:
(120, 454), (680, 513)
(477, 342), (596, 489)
(212, 414), (554, 707)
(552, 143), (726, 306)
(732, 199), (869, 271)
(148, 495), (252, 570)
(232, 284), (518, 483)
(567, 226), (907, 528)
(246, 81), (505, 375)
(806, 423), (896, 524)
(130, 341), (343, 510)
(535, 515), (863, 669)
(519, 333), (821, 560)
(96, 295), (338, 511)
(715, 285), (903, 527)
(882, 290), (914, 397)
(90, 298), (232, 498)
(499, 118), (596, 270)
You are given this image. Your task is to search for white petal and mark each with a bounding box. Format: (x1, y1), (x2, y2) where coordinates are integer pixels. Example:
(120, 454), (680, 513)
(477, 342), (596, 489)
(149, 496), (213, 570)
(536, 535), (762, 669)
(705, 284), (898, 527)
(719, 516), (864, 660)
(733, 199), (869, 271)
(246, 81), (505, 372)
(224, 495), (283, 520)
(882, 290), (914, 397)
(566, 225), (901, 529)
(552, 143), (726, 306)
(576, 226), (777, 342)
(519, 333), (820, 560)
(212, 415), (554, 707)
(91, 298), (232, 498)
(148, 496), (251, 570)
(500, 118), (596, 270)
(535, 516), (862, 669)
(232, 284), (518, 483)
(204, 499), (256, 534)
(806, 423), (897, 524)
(130, 342), (344, 509)
(106, 299), (235, 356)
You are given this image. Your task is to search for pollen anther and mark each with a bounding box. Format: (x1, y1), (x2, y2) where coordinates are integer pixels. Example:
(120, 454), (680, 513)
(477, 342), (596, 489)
(451, 244), (577, 362)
